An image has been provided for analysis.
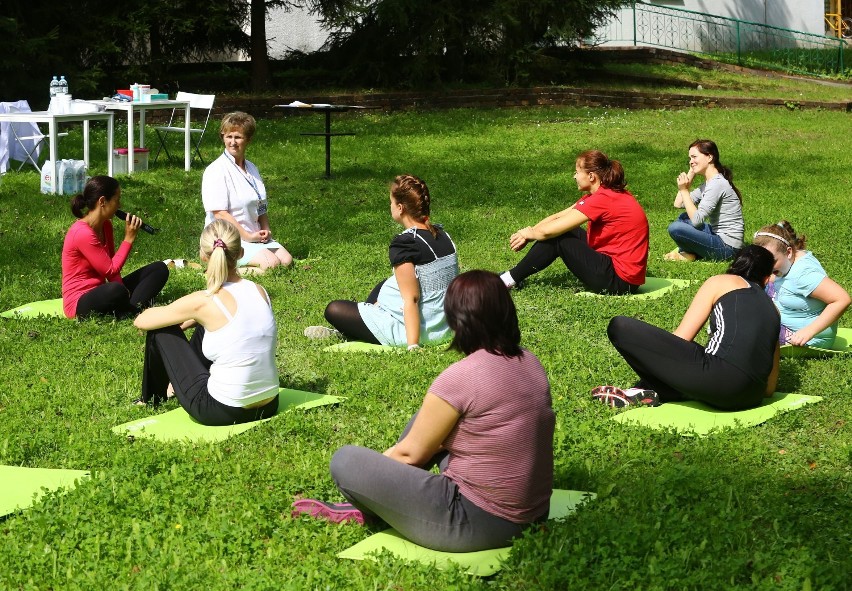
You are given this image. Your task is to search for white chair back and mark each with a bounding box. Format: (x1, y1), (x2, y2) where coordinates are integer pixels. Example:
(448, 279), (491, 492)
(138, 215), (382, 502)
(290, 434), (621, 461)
(0, 101), (42, 172)
(153, 92), (217, 165)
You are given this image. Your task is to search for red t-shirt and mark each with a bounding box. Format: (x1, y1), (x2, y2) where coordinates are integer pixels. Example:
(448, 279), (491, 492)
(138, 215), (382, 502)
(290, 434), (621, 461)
(429, 349), (554, 524)
(573, 186), (649, 285)
(61, 219), (132, 318)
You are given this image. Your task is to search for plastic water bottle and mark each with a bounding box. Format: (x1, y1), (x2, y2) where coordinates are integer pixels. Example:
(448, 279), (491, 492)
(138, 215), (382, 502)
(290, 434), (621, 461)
(49, 76), (60, 98)
(58, 75), (69, 95)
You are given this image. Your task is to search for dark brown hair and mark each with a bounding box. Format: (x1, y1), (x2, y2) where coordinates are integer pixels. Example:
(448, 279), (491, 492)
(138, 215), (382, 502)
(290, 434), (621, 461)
(390, 174), (437, 237)
(445, 270), (522, 358)
(70, 175), (120, 219)
(576, 150), (627, 192)
(689, 139), (742, 204)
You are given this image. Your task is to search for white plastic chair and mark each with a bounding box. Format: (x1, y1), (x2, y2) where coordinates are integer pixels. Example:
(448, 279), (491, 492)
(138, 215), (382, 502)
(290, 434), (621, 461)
(153, 92), (216, 165)
(0, 102), (67, 172)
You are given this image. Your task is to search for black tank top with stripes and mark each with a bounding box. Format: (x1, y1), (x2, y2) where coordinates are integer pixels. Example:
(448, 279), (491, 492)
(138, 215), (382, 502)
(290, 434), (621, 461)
(707, 279), (780, 384)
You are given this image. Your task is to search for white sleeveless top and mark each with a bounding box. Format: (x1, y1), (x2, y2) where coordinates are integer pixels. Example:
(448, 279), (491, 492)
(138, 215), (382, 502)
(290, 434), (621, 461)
(201, 280), (278, 407)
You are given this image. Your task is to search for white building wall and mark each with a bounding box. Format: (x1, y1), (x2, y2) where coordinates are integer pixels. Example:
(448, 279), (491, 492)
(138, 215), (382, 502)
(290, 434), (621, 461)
(649, 0), (824, 34)
(260, 5), (332, 59)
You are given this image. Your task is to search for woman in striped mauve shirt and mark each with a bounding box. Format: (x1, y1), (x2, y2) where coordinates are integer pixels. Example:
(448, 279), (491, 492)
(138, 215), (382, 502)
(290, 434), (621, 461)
(293, 270), (555, 552)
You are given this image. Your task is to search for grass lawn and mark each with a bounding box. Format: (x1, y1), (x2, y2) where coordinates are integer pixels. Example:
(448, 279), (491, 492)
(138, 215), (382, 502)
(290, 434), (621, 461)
(580, 61), (852, 103)
(0, 101), (850, 589)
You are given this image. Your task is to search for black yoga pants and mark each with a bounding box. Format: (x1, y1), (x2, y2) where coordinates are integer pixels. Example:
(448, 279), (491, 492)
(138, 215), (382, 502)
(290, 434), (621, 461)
(509, 228), (637, 295)
(141, 324), (278, 425)
(606, 315), (765, 411)
(76, 261), (169, 319)
(323, 279), (385, 344)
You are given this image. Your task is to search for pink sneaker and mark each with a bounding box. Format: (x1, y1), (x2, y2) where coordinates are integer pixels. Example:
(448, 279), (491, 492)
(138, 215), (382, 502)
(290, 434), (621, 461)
(291, 499), (366, 525)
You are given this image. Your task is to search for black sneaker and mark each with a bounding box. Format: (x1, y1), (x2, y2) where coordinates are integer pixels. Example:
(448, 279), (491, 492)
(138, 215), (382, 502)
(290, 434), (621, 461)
(623, 388), (660, 407)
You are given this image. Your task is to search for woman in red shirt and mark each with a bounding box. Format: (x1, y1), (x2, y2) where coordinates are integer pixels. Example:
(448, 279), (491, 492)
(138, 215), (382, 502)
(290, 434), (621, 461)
(61, 176), (168, 319)
(501, 150), (649, 294)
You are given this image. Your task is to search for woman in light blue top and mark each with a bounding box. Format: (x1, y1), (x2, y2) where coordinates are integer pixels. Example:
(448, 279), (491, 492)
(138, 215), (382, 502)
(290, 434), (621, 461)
(665, 139), (744, 262)
(753, 220), (850, 348)
(304, 175), (459, 349)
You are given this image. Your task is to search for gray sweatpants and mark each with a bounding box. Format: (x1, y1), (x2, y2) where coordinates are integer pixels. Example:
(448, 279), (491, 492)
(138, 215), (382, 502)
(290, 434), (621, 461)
(330, 444), (528, 552)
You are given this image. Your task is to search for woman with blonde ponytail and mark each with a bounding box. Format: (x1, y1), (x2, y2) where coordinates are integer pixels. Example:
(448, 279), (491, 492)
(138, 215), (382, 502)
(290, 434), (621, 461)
(134, 220), (279, 425)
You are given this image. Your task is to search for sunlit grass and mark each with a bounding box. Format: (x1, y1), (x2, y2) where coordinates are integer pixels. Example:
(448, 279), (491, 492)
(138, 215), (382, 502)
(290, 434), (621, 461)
(0, 100), (849, 589)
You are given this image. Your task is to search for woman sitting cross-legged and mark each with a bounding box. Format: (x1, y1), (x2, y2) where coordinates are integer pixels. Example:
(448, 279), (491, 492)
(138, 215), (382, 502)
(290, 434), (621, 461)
(304, 174), (458, 349)
(62, 175), (169, 319)
(202, 111), (293, 273)
(597, 245), (780, 411)
(500, 150), (649, 294)
(753, 220), (850, 348)
(664, 139), (744, 262)
(133, 219), (279, 426)
(293, 270), (555, 553)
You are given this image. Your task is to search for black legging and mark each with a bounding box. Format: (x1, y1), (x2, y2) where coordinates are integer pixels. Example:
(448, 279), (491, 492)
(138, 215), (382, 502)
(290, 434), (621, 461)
(606, 315), (765, 411)
(510, 228), (638, 295)
(323, 279), (385, 344)
(141, 324), (278, 425)
(76, 261), (169, 320)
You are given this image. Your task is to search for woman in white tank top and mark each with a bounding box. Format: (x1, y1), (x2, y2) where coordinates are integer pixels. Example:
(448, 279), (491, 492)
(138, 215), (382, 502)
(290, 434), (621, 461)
(134, 220), (279, 426)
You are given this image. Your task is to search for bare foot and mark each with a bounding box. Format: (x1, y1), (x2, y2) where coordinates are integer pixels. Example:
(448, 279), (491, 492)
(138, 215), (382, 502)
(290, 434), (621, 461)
(166, 383), (176, 399)
(238, 266), (265, 276)
(664, 249), (697, 262)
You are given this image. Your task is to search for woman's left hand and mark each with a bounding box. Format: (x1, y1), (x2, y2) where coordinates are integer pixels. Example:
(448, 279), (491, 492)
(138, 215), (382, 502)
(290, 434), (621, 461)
(510, 227), (532, 252)
(677, 171), (694, 191)
(788, 329), (814, 347)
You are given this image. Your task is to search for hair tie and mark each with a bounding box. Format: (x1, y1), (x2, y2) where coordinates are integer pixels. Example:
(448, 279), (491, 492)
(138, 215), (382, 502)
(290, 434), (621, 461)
(777, 221), (797, 241)
(213, 238), (226, 249)
(754, 231), (790, 247)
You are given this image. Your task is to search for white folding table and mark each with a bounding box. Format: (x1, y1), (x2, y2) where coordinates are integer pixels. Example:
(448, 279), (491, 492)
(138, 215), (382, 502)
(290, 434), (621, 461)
(95, 100), (191, 174)
(0, 110), (114, 193)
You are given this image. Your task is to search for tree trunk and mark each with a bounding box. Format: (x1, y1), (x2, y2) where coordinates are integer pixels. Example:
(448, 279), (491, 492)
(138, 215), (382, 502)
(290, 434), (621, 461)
(250, 0), (270, 92)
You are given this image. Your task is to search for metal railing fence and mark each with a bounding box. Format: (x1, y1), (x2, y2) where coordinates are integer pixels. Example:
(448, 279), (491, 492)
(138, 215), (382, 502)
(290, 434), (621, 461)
(596, 1), (846, 76)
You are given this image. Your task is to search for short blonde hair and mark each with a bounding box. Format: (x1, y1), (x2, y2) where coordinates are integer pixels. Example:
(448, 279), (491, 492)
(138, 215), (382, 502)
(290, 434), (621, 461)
(199, 220), (241, 294)
(219, 111), (256, 140)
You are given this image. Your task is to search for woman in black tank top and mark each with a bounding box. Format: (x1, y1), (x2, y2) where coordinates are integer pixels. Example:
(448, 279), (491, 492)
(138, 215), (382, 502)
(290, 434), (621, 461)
(598, 245), (781, 411)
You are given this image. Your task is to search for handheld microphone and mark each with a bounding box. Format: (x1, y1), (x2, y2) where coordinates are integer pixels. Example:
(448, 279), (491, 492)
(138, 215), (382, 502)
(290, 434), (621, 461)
(115, 209), (160, 235)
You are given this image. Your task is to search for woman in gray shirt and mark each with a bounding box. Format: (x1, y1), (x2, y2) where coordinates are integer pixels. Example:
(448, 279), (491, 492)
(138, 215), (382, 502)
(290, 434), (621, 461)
(665, 139), (744, 262)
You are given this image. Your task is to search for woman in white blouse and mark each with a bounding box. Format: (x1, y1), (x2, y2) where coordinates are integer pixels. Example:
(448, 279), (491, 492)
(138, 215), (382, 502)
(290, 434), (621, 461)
(201, 111), (292, 272)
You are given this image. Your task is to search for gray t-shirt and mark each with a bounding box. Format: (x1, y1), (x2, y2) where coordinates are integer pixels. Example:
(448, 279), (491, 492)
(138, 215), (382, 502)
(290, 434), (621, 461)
(689, 173), (744, 248)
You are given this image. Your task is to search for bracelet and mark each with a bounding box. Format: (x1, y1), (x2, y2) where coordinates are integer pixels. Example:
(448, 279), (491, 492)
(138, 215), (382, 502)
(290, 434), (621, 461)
(407, 344), (420, 351)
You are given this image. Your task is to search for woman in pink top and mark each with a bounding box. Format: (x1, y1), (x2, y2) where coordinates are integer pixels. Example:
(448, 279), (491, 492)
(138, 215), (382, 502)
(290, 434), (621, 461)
(293, 270), (555, 552)
(61, 176), (168, 319)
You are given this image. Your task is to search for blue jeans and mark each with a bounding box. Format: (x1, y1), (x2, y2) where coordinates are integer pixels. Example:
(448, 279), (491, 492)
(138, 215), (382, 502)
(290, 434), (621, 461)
(667, 212), (737, 261)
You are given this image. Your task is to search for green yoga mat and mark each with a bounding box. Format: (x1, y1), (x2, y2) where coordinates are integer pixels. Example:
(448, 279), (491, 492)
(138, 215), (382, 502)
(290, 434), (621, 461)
(0, 298), (64, 319)
(612, 392), (822, 436)
(0, 465), (90, 517)
(323, 341), (397, 353)
(780, 327), (852, 358)
(112, 388), (343, 443)
(576, 277), (691, 300)
(338, 489), (595, 577)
